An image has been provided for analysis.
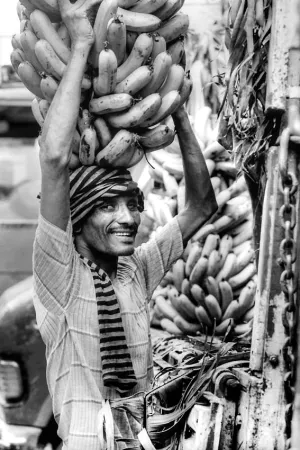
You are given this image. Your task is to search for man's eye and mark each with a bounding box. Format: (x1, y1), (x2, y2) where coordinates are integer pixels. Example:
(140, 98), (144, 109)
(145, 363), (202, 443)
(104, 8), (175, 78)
(128, 202), (138, 211)
(100, 203), (115, 211)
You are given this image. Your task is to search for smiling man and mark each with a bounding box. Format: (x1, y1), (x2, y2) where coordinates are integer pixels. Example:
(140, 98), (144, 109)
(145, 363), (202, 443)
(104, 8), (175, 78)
(31, 0), (217, 449)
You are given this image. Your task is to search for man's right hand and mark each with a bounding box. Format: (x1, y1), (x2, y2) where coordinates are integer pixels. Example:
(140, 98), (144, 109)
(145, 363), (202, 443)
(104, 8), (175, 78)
(58, 0), (102, 46)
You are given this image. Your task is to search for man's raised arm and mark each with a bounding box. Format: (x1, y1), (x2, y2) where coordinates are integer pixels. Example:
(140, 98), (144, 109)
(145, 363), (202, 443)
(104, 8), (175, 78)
(39, 0), (99, 231)
(172, 106), (218, 245)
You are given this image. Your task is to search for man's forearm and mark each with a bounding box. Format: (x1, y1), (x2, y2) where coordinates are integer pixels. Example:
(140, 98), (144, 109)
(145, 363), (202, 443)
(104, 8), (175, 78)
(41, 41), (91, 160)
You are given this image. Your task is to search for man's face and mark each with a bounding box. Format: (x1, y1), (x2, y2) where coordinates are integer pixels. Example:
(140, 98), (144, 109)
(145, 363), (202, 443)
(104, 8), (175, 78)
(80, 194), (141, 257)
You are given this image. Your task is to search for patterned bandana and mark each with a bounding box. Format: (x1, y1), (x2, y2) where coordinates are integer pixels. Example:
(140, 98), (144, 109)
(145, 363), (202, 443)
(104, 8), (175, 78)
(69, 166), (144, 227)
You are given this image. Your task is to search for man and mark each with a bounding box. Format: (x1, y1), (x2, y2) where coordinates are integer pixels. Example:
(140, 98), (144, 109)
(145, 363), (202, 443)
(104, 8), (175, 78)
(32, 0), (217, 448)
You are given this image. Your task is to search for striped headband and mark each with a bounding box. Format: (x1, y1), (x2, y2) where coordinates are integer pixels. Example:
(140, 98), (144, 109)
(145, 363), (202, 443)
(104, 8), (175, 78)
(69, 166), (144, 226)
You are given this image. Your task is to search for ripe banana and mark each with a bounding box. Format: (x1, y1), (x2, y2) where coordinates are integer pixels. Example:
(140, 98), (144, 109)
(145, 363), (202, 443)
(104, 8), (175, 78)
(57, 23), (71, 48)
(154, 0), (184, 21)
(162, 169), (178, 198)
(215, 161), (238, 178)
(115, 65), (153, 96)
(106, 93), (162, 128)
(215, 318), (234, 336)
(218, 280), (234, 314)
(127, 146), (144, 168)
(18, 61), (44, 98)
(89, 0), (119, 68)
(19, 0), (35, 14)
(31, 97), (44, 127)
(29, 0), (60, 22)
(201, 233), (220, 258)
(230, 246), (255, 277)
(151, 34), (167, 60)
(167, 36), (185, 64)
(195, 305), (212, 328)
(177, 293), (197, 322)
(218, 234), (233, 268)
(173, 314), (202, 335)
(79, 127), (98, 166)
(11, 33), (22, 51)
(126, 31), (138, 54)
(172, 258), (185, 292)
(158, 64), (185, 97)
(107, 17), (126, 66)
(139, 124), (175, 150)
(95, 129), (136, 168)
(19, 30), (44, 73)
(162, 157), (184, 178)
(203, 276), (220, 303)
(139, 51), (172, 97)
(93, 48), (118, 97)
(222, 299), (241, 321)
(156, 13), (189, 43)
(10, 48), (26, 74)
(140, 90), (181, 128)
(70, 129), (81, 155)
(40, 74), (58, 102)
(228, 263), (257, 291)
(160, 318), (183, 335)
(191, 223), (216, 243)
(94, 117), (113, 150)
(118, 0), (140, 7)
(116, 33), (154, 83)
(204, 294), (222, 323)
(156, 294), (178, 321)
(190, 284), (206, 307)
(77, 108), (92, 134)
(38, 98), (50, 120)
(241, 305), (255, 323)
(117, 7), (161, 32)
(181, 278), (191, 298)
(215, 252), (237, 283)
(131, 0), (168, 13)
(30, 9), (70, 64)
(206, 249), (222, 278)
(233, 321), (253, 337)
(203, 141), (226, 160)
(89, 93), (134, 115)
(213, 215), (236, 234)
(232, 222), (253, 247)
(185, 242), (202, 277)
(189, 256), (208, 285)
(238, 278), (256, 317)
(233, 239), (252, 256)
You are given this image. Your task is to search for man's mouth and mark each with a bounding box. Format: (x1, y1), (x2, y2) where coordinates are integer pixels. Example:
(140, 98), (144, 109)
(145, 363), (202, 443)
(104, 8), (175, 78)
(109, 229), (137, 238)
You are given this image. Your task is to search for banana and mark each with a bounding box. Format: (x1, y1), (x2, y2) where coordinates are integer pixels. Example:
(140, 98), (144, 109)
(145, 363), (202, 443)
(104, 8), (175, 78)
(151, 34), (167, 60)
(116, 33), (154, 83)
(204, 294), (222, 323)
(95, 129), (136, 167)
(38, 98), (50, 120)
(57, 22), (71, 48)
(167, 285), (179, 306)
(203, 141), (226, 160)
(31, 97), (44, 127)
(218, 234), (233, 268)
(35, 39), (91, 90)
(218, 280), (234, 314)
(139, 51), (172, 97)
(162, 157), (184, 179)
(89, 0), (119, 68)
(139, 124), (175, 150)
(227, 175), (247, 197)
(154, 0), (184, 21)
(155, 295), (178, 320)
(177, 184), (185, 213)
(79, 127), (98, 166)
(191, 223), (216, 243)
(173, 314), (202, 335)
(156, 13), (189, 43)
(18, 61), (44, 98)
(185, 242), (202, 278)
(232, 239), (252, 256)
(230, 218), (253, 237)
(10, 48), (26, 74)
(106, 93), (162, 128)
(212, 215), (236, 235)
(238, 278), (256, 317)
(233, 321), (253, 337)
(94, 117), (113, 150)
(215, 161), (238, 178)
(167, 36), (185, 64)
(107, 140), (137, 167)
(40, 74), (58, 102)
(232, 223), (253, 247)
(160, 318), (184, 335)
(118, 0), (140, 7)
(89, 93), (134, 115)
(93, 47), (118, 97)
(222, 299), (241, 321)
(127, 146), (144, 168)
(107, 16), (126, 66)
(131, 0), (168, 13)
(19, 30), (44, 73)
(70, 129), (81, 155)
(117, 7), (161, 32)
(77, 108), (93, 134)
(140, 90), (181, 128)
(190, 284), (206, 307)
(114, 65), (153, 96)
(189, 256), (208, 285)
(194, 305), (212, 328)
(211, 176), (221, 194)
(215, 318), (234, 336)
(241, 305), (255, 323)
(206, 249), (222, 278)
(126, 31), (138, 54)
(178, 293), (197, 321)
(205, 159), (216, 176)
(172, 258), (185, 292)
(19, 0), (35, 14)
(228, 263), (257, 291)
(69, 153), (81, 170)
(29, 0), (60, 22)
(203, 276), (220, 303)
(215, 252), (237, 283)
(215, 188), (232, 210)
(30, 10), (70, 64)
(20, 18), (34, 33)
(158, 64), (185, 97)
(17, 2), (24, 20)
(162, 169), (178, 197)
(11, 33), (22, 51)
(181, 278), (191, 297)
(230, 246), (255, 277)
(201, 233), (220, 258)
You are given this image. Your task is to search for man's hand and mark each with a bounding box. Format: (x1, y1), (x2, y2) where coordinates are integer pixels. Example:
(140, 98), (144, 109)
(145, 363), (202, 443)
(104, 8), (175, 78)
(58, 0), (102, 45)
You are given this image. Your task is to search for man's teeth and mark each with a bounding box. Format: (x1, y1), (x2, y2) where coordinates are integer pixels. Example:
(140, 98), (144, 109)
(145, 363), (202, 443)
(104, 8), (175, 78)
(112, 232), (133, 236)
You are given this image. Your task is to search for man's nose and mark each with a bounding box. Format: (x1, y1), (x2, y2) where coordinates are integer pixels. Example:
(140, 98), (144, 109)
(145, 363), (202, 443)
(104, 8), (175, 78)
(117, 204), (135, 224)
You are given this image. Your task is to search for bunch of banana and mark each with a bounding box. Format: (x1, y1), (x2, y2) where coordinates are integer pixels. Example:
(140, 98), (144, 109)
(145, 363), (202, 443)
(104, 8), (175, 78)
(13, 0), (191, 170)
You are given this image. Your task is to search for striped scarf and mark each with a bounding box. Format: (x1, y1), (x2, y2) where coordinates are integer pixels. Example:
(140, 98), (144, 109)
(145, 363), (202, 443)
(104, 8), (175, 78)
(80, 255), (137, 393)
(69, 166), (144, 226)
